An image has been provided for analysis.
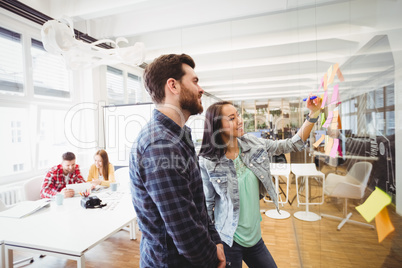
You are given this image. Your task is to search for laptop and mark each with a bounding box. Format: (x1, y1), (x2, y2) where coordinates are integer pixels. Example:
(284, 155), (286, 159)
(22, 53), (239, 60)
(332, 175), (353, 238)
(65, 183), (92, 196)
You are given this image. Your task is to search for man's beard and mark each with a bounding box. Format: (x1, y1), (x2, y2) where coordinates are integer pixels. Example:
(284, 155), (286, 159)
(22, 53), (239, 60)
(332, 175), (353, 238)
(179, 84), (203, 115)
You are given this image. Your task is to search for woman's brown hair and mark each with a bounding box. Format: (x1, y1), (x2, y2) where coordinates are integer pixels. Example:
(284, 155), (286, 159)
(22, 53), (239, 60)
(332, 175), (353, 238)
(95, 150), (110, 181)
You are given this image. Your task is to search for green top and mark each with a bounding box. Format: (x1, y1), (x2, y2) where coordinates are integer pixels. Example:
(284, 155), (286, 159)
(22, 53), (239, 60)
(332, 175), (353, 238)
(232, 148), (262, 247)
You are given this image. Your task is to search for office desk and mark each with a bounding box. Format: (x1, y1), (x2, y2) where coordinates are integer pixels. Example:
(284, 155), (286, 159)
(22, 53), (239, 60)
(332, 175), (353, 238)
(1, 190), (136, 268)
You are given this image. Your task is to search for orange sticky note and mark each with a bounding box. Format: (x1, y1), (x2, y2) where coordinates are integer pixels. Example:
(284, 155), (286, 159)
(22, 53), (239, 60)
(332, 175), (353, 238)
(328, 63), (339, 84)
(324, 137), (334, 155)
(375, 207), (395, 243)
(313, 134), (325, 148)
(337, 114), (342, 129)
(336, 68), (345, 82)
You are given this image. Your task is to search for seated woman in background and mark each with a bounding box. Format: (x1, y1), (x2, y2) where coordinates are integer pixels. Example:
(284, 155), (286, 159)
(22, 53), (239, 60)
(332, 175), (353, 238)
(87, 150), (115, 187)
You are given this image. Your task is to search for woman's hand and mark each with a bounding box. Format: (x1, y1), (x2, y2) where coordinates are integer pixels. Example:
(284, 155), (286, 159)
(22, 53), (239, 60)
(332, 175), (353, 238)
(306, 93), (322, 118)
(91, 178), (101, 187)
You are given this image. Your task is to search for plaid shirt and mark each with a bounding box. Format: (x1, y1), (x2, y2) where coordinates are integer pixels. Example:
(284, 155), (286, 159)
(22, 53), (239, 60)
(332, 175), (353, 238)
(40, 164), (85, 198)
(130, 109), (222, 267)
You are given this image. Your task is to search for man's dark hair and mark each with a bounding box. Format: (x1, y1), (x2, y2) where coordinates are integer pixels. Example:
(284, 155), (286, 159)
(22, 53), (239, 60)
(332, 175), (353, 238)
(62, 152), (76, 161)
(143, 54), (195, 104)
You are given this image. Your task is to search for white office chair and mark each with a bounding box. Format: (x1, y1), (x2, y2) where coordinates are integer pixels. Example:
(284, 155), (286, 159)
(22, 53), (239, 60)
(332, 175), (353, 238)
(80, 167), (90, 180)
(0, 200), (34, 266)
(22, 176), (48, 260)
(114, 166), (137, 238)
(23, 176), (44, 201)
(114, 166), (130, 186)
(321, 162), (375, 230)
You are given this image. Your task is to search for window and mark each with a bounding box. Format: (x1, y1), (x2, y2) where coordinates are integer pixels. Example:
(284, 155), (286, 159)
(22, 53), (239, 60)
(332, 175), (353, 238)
(107, 66), (124, 105)
(107, 66), (145, 104)
(340, 97), (358, 135)
(0, 106), (32, 176)
(127, 73), (142, 104)
(0, 24), (79, 183)
(31, 39), (71, 98)
(11, 121), (22, 143)
(0, 26), (24, 95)
(364, 86), (394, 136)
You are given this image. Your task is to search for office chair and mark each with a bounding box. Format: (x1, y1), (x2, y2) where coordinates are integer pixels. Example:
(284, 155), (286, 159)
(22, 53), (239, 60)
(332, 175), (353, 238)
(114, 166), (130, 186)
(0, 200), (34, 266)
(22, 176), (47, 259)
(321, 162), (375, 230)
(23, 176), (43, 201)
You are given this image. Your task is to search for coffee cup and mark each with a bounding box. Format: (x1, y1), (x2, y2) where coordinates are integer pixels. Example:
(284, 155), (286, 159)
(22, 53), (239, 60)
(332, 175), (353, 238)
(55, 193), (64, 205)
(110, 182), (118, 191)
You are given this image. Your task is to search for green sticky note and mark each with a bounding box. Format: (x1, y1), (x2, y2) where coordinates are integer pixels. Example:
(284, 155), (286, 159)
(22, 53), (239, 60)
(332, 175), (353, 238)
(356, 187), (392, 223)
(320, 112), (326, 127)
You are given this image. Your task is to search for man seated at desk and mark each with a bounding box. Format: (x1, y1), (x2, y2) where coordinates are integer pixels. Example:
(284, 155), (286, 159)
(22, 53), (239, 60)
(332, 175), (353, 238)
(40, 152), (86, 199)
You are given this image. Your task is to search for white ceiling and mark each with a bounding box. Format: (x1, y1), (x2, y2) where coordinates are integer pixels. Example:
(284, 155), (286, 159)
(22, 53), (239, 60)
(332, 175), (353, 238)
(20, 0), (402, 108)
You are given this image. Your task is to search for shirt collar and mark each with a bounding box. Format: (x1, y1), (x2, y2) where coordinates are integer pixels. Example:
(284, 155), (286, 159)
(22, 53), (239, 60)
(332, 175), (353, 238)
(153, 109), (193, 146)
(237, 136), (252, 153)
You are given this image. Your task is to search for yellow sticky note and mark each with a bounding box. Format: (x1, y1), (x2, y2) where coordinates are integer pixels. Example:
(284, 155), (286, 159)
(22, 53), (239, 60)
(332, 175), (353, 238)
(328, 63), (339, 85)
(356, 187), (392, 223)
(375, 207), (395, 243)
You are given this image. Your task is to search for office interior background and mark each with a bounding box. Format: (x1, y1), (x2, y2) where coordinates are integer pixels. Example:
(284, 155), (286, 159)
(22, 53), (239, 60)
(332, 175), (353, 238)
(0, 0), (401, 267)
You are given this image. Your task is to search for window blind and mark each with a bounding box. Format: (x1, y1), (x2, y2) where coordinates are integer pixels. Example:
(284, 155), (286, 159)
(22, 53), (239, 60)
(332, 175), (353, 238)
(127, 73), (142, 103)
(0, 26), (24, 95)
(31, 39), (70, 98)
(107, 66), (124, 104)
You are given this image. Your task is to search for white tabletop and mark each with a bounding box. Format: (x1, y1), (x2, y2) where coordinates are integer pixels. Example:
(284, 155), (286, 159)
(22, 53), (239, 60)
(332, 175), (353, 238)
(0, 190), (135, 257)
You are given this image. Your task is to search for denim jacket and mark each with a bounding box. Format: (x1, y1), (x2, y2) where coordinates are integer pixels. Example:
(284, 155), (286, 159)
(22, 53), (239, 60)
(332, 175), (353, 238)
(199, 134), (305, 246)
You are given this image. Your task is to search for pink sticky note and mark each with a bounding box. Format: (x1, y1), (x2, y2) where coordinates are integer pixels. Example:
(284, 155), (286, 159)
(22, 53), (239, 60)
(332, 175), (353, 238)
(330, 85), (339, 105)
(321, 91), (328, 108)
(329, 138), (339, 158)
(337, 142), (343, 157)
(322, 111), (333, 128)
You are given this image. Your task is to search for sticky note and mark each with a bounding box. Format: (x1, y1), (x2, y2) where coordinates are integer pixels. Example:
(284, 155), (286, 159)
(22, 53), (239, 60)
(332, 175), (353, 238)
(327, 65), (333, 85)
(330, 85), (339, 105)
(337, 67), (345, 82)
(321, 91), (328, 108)
(324, 137), (334, 155)
(313, 134), (325, 148)
(329, 138), (339, 158)
(337, 142), (343, 157)
(356, 187), (392, 223)
(322, 111), (333, 128)
(323, 73), (328, 90)
(375, 207), (395, 243)
(320, 112), (326, 127)
(328, 63), (339, 85)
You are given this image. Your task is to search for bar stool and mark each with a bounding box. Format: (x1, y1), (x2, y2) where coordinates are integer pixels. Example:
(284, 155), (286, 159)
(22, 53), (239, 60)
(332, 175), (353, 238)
(264, 163), (291, 219)
(291, 163), (325, 222)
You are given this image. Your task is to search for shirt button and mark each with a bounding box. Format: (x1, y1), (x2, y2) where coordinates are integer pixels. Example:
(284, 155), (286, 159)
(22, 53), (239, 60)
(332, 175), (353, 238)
(241, 153), (245, 157)
(260, 175), (264, 178)
(262, 157), (266, 159)
(250, 163), (253, 167)
(217, 179), (221, 183)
